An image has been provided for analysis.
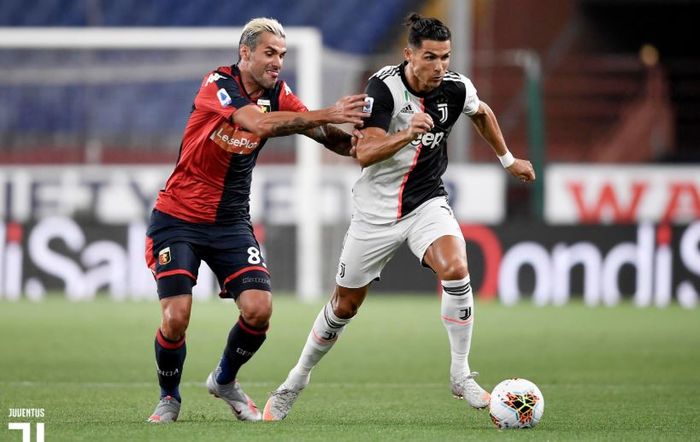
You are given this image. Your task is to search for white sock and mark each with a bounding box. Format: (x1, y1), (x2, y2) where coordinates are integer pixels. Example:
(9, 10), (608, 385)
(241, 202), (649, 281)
(284, 301), (351, 389)
(441, 276), (474, 379)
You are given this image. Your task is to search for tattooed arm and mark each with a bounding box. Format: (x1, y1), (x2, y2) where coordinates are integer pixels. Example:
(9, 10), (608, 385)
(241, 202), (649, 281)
(303, 125), (355, 156)
(232, 94), (367, 139)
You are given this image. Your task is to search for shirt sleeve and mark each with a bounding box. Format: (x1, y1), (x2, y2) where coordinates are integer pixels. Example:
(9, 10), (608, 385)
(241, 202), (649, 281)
(277, 81), (309, 112)
(194, 72), (252, 119)
(460, 75), (480, 116)
(362, 76), (394, 132)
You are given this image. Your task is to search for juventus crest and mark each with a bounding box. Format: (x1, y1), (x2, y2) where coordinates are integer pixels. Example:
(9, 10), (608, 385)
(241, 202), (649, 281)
(437, 103), (448, 123)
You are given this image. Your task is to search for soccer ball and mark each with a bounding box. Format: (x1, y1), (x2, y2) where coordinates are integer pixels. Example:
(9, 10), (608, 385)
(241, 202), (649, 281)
(489, 378), (544, 429)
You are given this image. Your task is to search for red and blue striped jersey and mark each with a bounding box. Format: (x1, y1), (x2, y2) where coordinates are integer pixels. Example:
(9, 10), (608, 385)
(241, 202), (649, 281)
(155, 65), (307, 227)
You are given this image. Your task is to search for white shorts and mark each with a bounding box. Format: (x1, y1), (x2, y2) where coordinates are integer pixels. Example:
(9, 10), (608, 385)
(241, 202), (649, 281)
(335, 196), (464, 288)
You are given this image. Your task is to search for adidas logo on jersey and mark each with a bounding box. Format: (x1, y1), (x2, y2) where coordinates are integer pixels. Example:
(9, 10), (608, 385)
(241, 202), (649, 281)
(399, 104), (414, 114)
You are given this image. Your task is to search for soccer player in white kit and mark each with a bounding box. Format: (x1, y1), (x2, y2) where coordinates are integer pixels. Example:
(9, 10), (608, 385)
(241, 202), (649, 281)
(264, 13), (536, 421)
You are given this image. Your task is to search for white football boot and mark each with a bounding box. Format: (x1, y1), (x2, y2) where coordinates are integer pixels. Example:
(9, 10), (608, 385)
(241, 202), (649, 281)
(263, 385), (304, 421)
(206, 371), (262, 421)
(147, 395), (181, 423)
(451, 371), (491, 409)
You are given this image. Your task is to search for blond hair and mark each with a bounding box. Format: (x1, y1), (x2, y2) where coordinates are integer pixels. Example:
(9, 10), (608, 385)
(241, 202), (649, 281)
(238, 17), (286, 58)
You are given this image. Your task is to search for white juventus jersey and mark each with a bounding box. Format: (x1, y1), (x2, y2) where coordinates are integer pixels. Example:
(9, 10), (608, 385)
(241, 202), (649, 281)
(352, 62), (480, 224)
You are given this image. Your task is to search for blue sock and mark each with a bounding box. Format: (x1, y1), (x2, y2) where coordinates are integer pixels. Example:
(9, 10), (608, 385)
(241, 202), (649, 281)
(154, 329), (186, 402)
(216, 317), (267, 385)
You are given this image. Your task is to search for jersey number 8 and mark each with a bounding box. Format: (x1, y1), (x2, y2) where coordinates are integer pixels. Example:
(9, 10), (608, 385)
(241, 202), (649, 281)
(247, 247), (262, 265)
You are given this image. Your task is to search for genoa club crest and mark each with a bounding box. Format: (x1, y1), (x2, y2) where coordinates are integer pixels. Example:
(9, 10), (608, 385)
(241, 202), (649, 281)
(158, 247), (171, 265)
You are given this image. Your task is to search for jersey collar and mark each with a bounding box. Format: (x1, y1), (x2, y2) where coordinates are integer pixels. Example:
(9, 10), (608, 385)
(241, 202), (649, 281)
(232, 64), (272, 102)
(399, 61), (440, 99)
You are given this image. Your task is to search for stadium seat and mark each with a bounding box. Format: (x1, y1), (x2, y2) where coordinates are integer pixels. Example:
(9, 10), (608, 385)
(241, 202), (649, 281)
(0, 0), (423, 161)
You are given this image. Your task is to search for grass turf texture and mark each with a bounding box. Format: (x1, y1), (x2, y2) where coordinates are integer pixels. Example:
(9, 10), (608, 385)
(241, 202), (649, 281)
(1, 296), (698, 441)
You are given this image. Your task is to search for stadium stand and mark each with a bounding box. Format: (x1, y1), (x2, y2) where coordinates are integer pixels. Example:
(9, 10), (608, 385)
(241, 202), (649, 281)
(0, 0), (417, 54)
(3, 0), (697, 165)
(0, 0), (424, 163)
(467, 0), (694, 164)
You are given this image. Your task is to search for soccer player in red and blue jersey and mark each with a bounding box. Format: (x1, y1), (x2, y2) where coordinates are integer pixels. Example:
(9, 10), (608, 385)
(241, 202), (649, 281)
(145, 18), (368, 423)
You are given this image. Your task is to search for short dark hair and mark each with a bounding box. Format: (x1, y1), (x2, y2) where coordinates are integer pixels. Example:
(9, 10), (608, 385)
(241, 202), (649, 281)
(404, 13), (451, 48)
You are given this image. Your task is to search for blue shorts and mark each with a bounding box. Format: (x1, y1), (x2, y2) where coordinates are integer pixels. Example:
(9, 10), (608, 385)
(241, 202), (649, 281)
(145, 210), (270, 299)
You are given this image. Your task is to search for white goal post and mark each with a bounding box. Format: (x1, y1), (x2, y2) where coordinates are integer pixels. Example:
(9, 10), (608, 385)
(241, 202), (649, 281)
(0, 27), (324, 301)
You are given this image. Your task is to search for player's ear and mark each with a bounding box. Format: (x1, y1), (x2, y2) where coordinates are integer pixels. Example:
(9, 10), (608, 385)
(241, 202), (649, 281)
(403, 47), (412, 62)
(240, 44), (250, 62)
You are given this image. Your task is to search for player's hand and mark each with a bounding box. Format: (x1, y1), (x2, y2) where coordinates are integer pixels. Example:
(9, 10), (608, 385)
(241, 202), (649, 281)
(407, 113), (433, 139)
(507, 158), (536, 182)
(328, 94), (369, 126)
(349, 128), (364, 158)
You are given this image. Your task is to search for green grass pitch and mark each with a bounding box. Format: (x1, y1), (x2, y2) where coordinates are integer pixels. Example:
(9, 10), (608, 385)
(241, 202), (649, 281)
(1, 295), (698, 441)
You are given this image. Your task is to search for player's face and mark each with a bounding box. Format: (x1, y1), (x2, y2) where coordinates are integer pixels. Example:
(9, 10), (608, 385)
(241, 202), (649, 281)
(405, 39), (451, 92)
(245, 32), (287, 89)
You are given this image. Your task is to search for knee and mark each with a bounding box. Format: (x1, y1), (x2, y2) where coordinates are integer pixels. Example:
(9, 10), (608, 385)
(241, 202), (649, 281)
(439, 260), (469, 281)
(239, 291), (272, 328)
(332, 288), (365, 319)
(333, 300), (358, 319)
(162, 305), (190, 339)
(243, 303), (272, 328)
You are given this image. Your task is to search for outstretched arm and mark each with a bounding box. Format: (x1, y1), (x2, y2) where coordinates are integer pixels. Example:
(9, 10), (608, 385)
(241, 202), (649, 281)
(303, 125), (355, 156)
(232, 94), (368, 139)
(469, 101), (536, 182)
